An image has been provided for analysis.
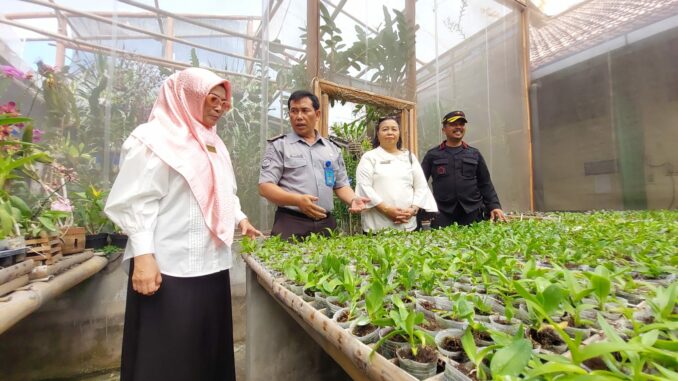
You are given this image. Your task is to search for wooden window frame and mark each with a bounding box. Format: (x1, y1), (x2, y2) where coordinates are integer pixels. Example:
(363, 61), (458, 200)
(312, 78), (418, 155)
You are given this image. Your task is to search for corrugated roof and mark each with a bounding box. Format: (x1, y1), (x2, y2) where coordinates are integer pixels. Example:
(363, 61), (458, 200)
(529, 0), (678, 69)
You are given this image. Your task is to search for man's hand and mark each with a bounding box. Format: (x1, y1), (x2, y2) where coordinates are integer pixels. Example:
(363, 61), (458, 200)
(239, 218), (263, 239)
(132, 253), (162, 296)
(489, 208), (507, 222)
(296, 194), (328, 220)
(348, 196), (371, 214)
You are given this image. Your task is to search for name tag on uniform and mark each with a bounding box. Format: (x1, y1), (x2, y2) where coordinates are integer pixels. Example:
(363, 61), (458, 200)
(206, 145), (217, 153)
(379, 160), (391, 164)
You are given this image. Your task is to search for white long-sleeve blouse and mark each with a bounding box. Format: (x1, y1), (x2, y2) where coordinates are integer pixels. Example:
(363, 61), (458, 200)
(105, 135), (247, 277)
(355, 147), (438, 232)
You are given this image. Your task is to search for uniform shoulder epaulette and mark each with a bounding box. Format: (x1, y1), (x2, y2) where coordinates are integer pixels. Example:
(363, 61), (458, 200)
(266, 134), (285, 142)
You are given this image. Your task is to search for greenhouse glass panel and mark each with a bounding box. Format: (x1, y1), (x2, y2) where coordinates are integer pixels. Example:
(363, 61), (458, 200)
(0, 0), (268, 230)
(318, 0), (412, 98)
(416, 0), (531, 212)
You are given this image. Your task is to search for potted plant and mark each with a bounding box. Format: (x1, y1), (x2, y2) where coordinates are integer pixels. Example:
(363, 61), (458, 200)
(0, 112), (50, 263)
(0, 197), (26, 265)
(109, 225), (128, 249)
(349, 280), (384, 344)
(373, 295), (438, 380)
(73, 185), (111, 249)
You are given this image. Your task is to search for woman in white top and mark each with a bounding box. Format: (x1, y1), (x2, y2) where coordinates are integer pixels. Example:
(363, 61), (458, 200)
(355, 116), (437, 232)
(105, 68), (261, 381)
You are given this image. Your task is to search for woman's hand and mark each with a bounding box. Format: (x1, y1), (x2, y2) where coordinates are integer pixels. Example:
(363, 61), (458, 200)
(132, 254), (162, 296)
(404, 206), (419, 219)
(377, 204), (410, 224)
(239, 218), (263, 238)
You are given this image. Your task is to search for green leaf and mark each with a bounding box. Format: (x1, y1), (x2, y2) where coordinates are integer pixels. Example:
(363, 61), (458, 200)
(365, 281), (384, 317)
(576, 341), (647, 362)
(654, 339), (678, 351)
(542, 284), (564, 315)
(0, 116), (32, 125)
(0, 207), (15, 237)
(526, 362), (587, 377)
(556, 372), (623, 381)
(21, 123), (33, 143)
(588, 265), (611, 305)
(654, 363), (678, 379)
(8, 195), (30, 215)
(461, 329), (478, 363)
(640, 330), (660, 347)
(490, 338), (532, 377)
(37, 216), (57, 232)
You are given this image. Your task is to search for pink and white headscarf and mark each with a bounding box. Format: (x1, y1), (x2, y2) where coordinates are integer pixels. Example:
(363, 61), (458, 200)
(131, 68), (236, 246)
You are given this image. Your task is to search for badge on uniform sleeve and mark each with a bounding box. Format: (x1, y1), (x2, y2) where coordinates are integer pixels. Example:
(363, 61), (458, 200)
(206, 144), (216, 153)
(262, 159), (271, 168)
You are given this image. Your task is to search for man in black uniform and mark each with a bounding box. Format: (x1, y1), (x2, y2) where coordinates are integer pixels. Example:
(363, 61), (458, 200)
(421, 110), (507, 228)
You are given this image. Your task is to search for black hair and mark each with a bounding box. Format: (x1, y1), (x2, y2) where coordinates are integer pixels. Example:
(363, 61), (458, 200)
(372, 116), (402, 149)
(288, 90), (320, 111)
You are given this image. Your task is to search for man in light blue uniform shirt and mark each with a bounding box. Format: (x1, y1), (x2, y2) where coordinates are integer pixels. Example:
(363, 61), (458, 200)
(259, 90), (368, 240)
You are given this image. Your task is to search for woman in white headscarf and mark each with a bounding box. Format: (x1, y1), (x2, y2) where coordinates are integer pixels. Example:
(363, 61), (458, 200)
(105, 68), (261, 381)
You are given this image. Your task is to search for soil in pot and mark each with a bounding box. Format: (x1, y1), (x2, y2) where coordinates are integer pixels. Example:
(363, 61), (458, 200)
(336, 309), (350, 323)
(397, 345), (439, 380)
(529, 326), (567, 353)
(444, 361), (477, 381)
(379, 328), (408, 359)
(351, 322), (379, 344)
(85, 233), (108, 249)
(352, 323), (377, 337)
(441, 336), (463, 353)
(472, 329), (493, 346)
(473, 308), (492, 322)
(420, 315), (442, 332)
(397, 345), (437, 364)
(325, 297), (347, 315)
(419, 300), (436, 311)
(391, 333), (408, 343)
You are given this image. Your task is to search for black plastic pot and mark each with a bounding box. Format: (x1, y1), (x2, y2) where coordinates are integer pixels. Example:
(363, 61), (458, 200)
(85, 233), (109, 249)
(110, 233), (128, 248)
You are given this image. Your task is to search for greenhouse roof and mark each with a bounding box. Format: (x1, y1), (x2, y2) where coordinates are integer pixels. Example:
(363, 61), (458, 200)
(529, 0), (678, 68)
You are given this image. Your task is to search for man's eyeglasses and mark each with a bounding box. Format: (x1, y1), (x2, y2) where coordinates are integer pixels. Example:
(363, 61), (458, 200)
(206, 93), (230, 109)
